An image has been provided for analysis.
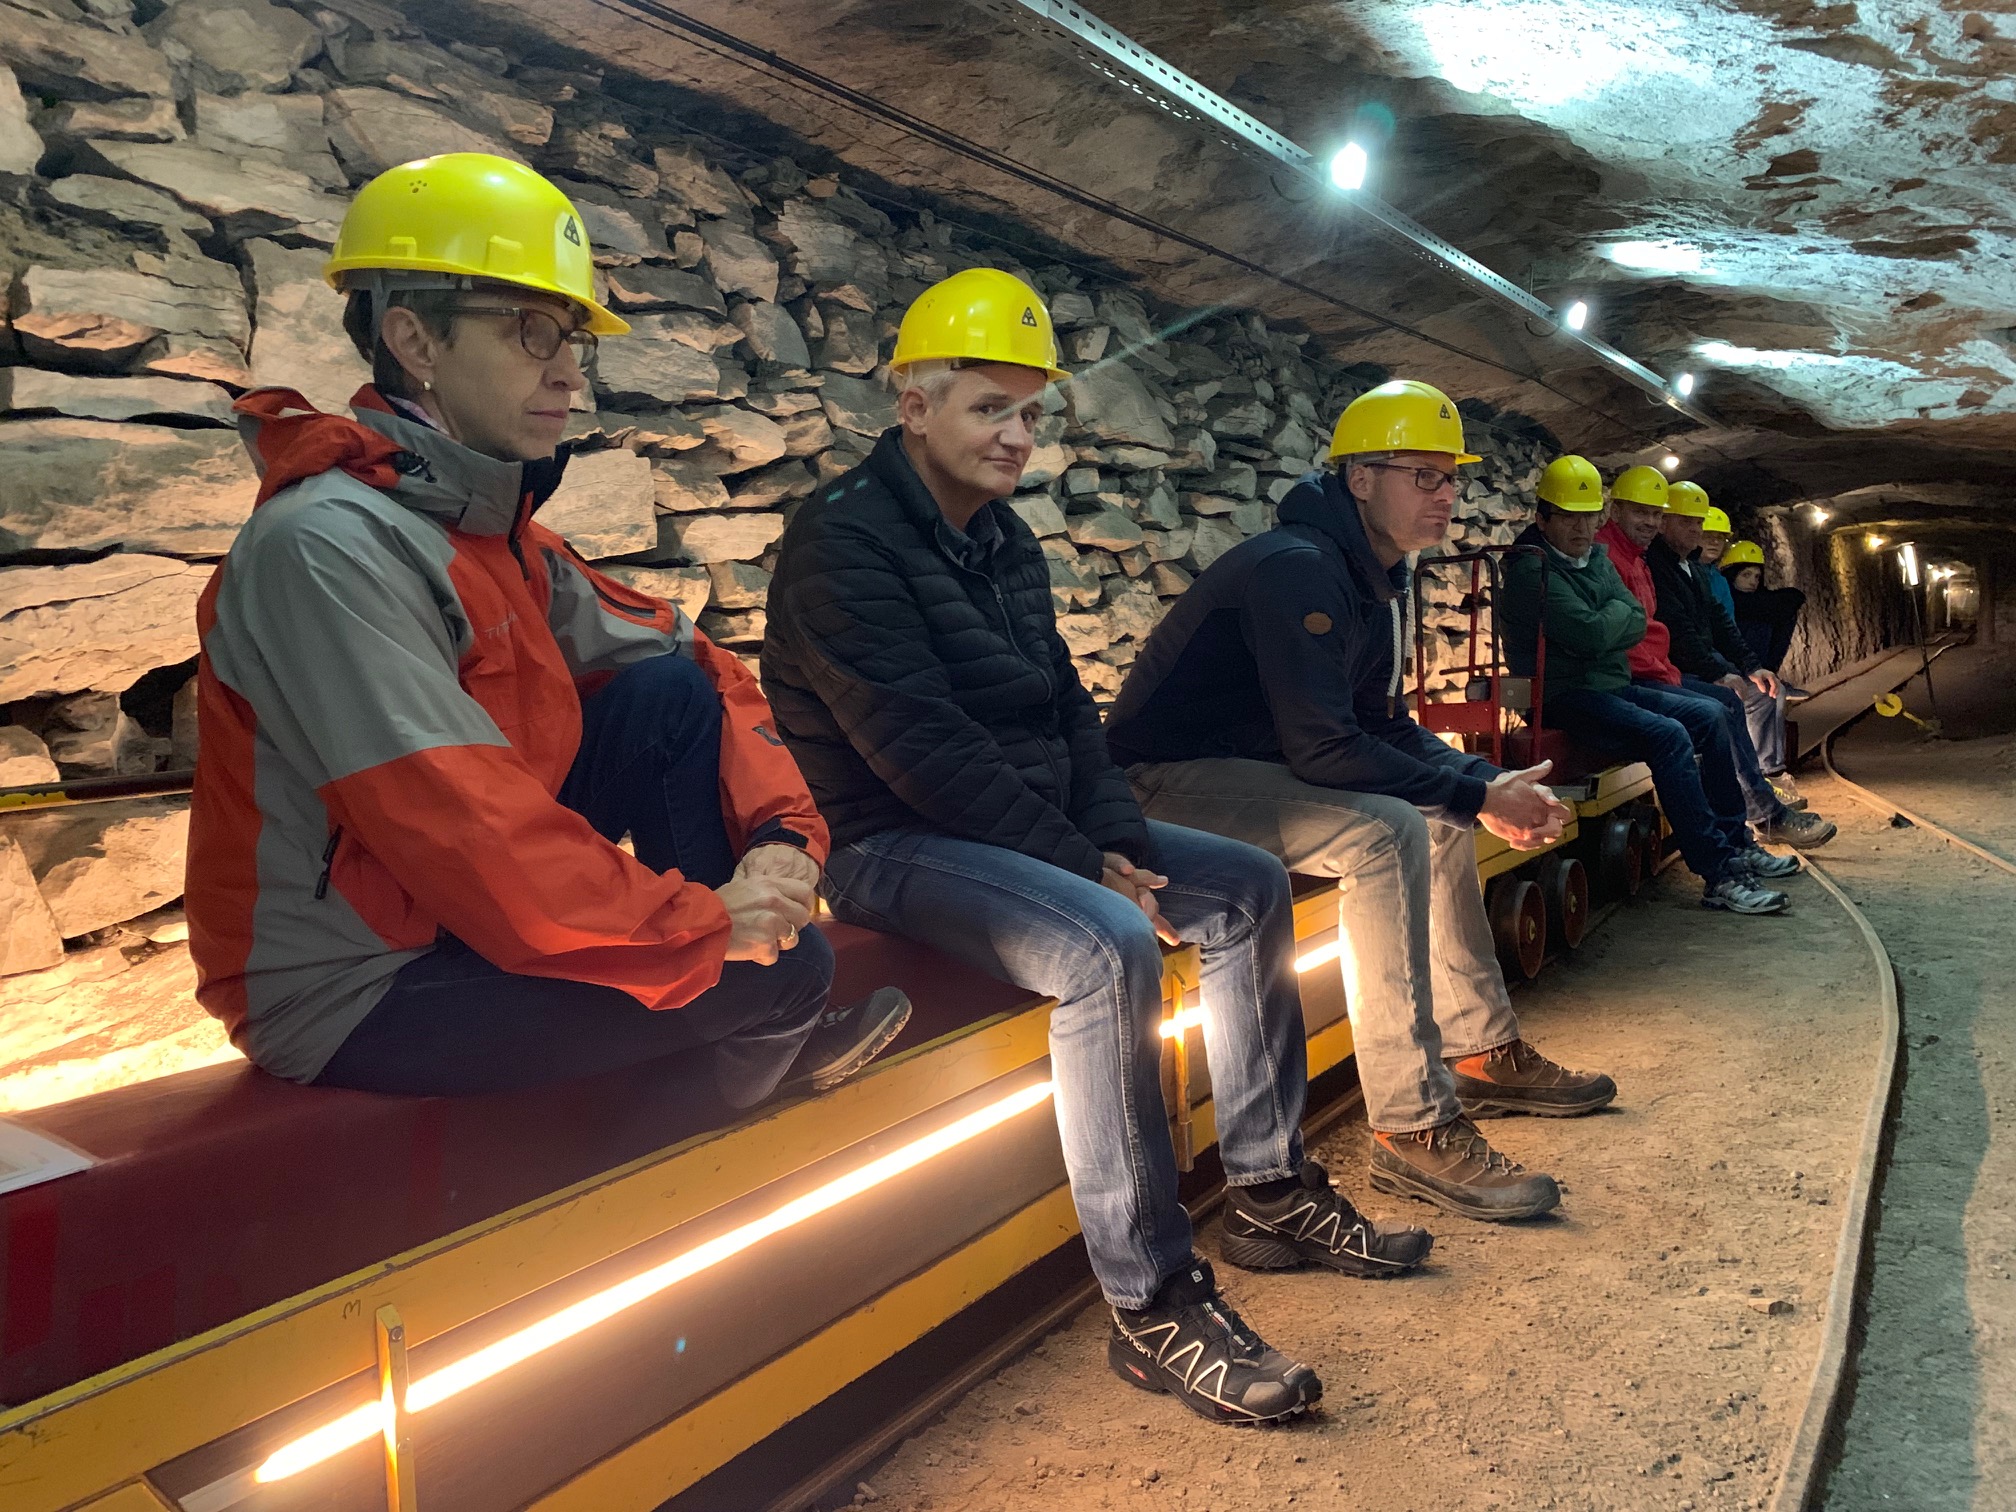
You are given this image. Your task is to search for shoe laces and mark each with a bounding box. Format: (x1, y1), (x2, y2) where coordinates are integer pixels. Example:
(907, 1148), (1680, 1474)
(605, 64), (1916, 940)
(1419, 1117), (1522, 1173)
(1487, 1038), (1575, 1079)
(1197, 1295), (1262, 1359)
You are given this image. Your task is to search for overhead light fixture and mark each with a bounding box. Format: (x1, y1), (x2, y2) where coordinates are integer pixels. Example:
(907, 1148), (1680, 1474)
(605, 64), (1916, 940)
(1900, 543), (1921, 586)
(1660, 454), (1681, 471)
(252, 1078), (1059, 1484)
(1867, 535), (1886, 549)
(1809, 506), (1832, 523)
(1563, 300), (1589, 332)
(1330, 141), (1369, 190)
(1674, 372), (1696, 398)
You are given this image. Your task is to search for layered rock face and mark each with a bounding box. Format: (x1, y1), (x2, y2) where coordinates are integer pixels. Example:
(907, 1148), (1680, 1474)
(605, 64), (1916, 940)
(1, 0), (1576, 1000)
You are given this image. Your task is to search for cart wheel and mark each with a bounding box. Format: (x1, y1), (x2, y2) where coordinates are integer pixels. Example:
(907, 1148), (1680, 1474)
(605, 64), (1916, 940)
(1596, 811), (1643, 899)
(1488, 876), (1547, 981)
(1630, 804), (1664, 877)
(1539, 854), (1590, 949)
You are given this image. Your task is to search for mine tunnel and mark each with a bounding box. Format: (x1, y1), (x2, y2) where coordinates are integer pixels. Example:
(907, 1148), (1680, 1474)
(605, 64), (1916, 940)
(2, 2), (2013, 1510)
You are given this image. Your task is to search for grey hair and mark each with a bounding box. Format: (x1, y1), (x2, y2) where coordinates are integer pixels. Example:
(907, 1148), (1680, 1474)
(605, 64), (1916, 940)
(1334, 451), (1396, 498)
(890, 358), (964, 407)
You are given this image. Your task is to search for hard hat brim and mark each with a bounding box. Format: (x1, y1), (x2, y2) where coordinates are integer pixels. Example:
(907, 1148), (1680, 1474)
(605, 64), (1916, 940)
(324, 255), (632, 338)
(894, 351), (1071, 383)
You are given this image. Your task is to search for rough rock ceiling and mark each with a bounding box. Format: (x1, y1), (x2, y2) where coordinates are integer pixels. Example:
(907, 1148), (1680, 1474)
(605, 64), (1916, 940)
(452, 0), (2016, 532)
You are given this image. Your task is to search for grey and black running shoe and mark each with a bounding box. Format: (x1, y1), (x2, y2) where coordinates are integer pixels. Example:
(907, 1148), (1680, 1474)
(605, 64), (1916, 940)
(1109, 1259), (1322, 1425)
(1221, 1160), (1433, 1278)
(1730, 845), (1801, 881)
(1702, 876), (1790, 915)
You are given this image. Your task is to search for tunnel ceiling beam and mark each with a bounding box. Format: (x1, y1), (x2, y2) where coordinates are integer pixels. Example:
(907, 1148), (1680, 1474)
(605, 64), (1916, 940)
(974, 0), (1714, 427)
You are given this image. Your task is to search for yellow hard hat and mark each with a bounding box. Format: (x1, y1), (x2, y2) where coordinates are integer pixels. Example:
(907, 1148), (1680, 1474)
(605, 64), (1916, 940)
(1611, 465), (1670, 509)
(1329, 379), (1481, 463)
(1537, 455), (1604, 511)
(891, 268), (1069, 381)
(1720, 540), (1765, 568)
(324, 153), (629, 337)
(1702, 506), (1732, 534)
(1666, 480), (1713, 519)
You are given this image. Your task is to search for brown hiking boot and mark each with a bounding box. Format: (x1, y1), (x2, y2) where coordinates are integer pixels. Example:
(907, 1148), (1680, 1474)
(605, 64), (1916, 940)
(1368, 1116), (1560, 1222)
(1448, 1039), (1617, 1119)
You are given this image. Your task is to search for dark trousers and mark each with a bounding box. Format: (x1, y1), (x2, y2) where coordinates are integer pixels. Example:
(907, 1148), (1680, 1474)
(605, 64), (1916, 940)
(315, 654), (833, 1107)
(1673, 674), (1786, 825)
(1545, 682), (1750, 884)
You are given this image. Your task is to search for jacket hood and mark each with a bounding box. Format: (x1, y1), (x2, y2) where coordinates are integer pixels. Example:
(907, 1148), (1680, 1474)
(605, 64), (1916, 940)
(1278, 469), (1402, 603)
(233, 385), (569, 536)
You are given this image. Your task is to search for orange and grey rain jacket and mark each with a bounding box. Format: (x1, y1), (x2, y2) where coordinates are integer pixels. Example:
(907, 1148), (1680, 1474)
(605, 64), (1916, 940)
(187, 387), (828, 1083)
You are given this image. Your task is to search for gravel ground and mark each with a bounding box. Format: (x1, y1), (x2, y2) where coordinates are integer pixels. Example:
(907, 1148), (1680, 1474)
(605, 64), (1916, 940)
(834, 847), (1884, 1512)
(1816, 644), (2016, 1512)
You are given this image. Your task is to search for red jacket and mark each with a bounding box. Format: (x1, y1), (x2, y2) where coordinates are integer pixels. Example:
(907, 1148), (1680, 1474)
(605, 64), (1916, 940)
(1595, 520), (1681, 686)
(187, 388), (828, 1082)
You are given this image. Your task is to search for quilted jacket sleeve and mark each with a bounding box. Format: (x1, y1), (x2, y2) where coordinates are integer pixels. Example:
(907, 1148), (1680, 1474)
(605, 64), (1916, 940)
(773, 515), (1113, 880)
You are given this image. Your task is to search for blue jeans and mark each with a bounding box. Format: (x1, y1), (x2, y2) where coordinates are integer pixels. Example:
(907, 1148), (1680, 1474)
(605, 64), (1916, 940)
(1545, 683), (1750, 884)
(825, 821), (1306, 1309)
(1675, 675), (1788, 825)
(316, 654), (833, 1107)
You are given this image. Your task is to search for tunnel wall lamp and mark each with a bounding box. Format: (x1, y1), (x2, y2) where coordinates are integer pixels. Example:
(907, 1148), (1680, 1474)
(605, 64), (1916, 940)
(1673, 372), (1696, 397)
(1563, 299), (1589, 332)
(1899, 543), (1920, 586)
(976, 0), (1714, 424)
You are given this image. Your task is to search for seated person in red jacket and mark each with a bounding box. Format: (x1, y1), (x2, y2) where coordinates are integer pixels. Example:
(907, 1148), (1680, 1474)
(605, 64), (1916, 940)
(186, 155), (907, 1108)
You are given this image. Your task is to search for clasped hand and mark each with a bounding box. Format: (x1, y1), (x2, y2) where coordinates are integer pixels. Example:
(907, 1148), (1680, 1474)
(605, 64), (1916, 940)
(1477, 760), (1571, 851)
(1100, 851), (1182, 945)
(718, 843), (821, 964)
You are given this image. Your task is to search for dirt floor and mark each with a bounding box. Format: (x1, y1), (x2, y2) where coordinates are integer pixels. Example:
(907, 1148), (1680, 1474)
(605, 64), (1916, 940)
(1813, 643), (2016, 1512)
(834, 853), (1889, 1510)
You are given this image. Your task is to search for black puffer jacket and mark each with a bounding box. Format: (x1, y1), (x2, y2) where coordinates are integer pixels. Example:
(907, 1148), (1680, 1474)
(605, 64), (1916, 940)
(762, 427), (1148, 880)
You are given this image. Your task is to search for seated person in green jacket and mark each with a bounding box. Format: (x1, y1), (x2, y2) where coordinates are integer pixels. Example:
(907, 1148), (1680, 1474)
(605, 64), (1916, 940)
(1501, 457), (1790, 917)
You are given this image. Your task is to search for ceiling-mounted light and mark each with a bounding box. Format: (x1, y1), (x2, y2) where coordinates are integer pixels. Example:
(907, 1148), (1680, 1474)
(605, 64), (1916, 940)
(1329, 142), (1368, 190)
(1809, 506), (1832, 523)
(1867, 535), (1886, 549)
(1660, 454), (1681, 471)
(1564, 300), (1590, 332)
(1674, 372), (1696, 398)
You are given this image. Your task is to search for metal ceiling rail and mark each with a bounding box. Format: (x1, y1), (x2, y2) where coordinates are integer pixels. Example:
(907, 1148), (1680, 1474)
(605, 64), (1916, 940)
(974, 0), (1713, 425)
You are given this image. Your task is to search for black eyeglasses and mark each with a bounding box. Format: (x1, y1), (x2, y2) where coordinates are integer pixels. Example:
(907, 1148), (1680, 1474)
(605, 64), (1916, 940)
(1358, 461), (1462, 494)
(450, 304), (597, 365)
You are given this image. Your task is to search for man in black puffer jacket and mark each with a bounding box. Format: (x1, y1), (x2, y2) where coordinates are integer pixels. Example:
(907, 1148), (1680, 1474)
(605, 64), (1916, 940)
(765, 270), (1429, 1428)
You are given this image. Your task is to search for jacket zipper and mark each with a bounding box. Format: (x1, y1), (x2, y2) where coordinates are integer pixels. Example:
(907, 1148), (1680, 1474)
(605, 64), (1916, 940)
(952, 552), (1068, 801)
(314, 827), (344, 900)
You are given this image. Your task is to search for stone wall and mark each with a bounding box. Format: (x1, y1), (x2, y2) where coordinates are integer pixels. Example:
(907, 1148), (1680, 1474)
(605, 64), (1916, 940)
(1756, 514), (1911, 687)
(0, 0), (1550, 983)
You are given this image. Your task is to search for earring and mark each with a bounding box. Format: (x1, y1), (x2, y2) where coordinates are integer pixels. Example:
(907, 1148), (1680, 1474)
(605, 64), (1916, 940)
(422, 380), (433, 392)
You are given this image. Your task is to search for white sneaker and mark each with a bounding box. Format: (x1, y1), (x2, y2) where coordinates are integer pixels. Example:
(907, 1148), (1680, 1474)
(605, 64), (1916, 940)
(1703, 876), (1790, 915)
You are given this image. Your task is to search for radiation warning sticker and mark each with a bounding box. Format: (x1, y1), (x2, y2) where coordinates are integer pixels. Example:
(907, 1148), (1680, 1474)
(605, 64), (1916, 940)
(1303, 612), (1334, 635)
(1021, 306), (1039, 327)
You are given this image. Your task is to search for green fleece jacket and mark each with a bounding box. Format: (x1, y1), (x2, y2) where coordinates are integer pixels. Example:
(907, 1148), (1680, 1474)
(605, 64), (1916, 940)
(1502, 523), (1646, 695)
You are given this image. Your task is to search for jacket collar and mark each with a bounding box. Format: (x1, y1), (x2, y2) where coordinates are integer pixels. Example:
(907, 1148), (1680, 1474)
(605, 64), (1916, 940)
(1596, 519), (1646, 565)
(353, 396), (569, 537)
(1278, 469), (1404, 603)
(865, 424), (1004, 566)
(1515, 520), (1602, 570)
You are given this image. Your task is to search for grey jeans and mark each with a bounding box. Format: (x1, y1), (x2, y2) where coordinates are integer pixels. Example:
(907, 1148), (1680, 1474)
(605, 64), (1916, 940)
(1129, 757), (1522, 1132)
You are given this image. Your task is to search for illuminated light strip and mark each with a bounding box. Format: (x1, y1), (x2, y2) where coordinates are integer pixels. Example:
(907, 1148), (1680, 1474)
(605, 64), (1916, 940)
(1159, 1006), (1208, 1039)
(1294, 941), (1343, 974)
(252, 1079), (1058, 1485)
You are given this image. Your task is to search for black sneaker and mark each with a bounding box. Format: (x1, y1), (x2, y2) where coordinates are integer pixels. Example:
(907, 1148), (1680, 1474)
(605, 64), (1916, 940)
(779, 987), (911, 1093)
(1730, 845), (1801, 880)
(1220, 1160), (1433, 1278)
(1108, 1259), (1322, 1425)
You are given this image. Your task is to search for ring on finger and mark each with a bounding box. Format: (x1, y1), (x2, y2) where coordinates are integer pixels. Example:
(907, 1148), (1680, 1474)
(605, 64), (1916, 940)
(780, 924), (799, 951)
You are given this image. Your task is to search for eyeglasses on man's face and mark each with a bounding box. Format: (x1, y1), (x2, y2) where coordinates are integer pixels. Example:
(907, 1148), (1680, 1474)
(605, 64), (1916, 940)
(451, 304), (598, 365)
(1359, 461), (1462, 494)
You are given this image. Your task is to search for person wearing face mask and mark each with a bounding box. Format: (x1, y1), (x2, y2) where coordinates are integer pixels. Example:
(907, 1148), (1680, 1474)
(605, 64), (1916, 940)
(1109, 381), (1612, 1229)
(764, 270), (1430, 1429)
(185, 154), (912, 1110)
(1502, 459), (1789, 916)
